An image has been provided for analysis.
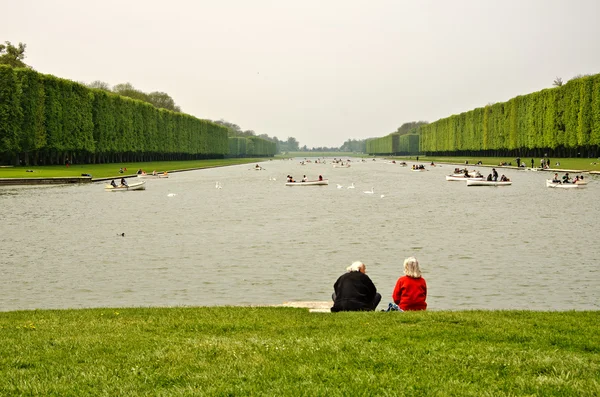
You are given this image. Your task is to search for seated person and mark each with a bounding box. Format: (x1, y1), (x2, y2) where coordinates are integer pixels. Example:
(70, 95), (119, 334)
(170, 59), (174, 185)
(120, 178), (128, 187)
(318, 175), (323, 181)
(136, 169), (143, 175)
(562, 173), (571, 183)
(393, 257), (427, 311)
(119, 168), (124, 173)
(500, 175), (510, 182)
(552, 173), (561, 183)
(487, 174), (493, 181)
(110, 180), (117, 187)
(331, 261), (381, 312)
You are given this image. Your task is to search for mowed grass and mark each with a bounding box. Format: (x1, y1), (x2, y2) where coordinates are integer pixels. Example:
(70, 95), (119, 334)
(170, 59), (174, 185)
(390, 155), (600, 172)
(0, 308), (598, 396)
(0, 159), (264, 179)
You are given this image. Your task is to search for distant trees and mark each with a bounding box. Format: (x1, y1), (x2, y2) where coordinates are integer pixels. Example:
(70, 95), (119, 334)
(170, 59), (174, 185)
(0, 41), (29, 68)
(340, 138), (366, 153)
(553, 77), (563, 87)
(86, 81), (182, 112)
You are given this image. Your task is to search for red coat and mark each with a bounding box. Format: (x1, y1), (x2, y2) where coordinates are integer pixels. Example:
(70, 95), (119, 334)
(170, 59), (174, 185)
(392, 276), (427, 311)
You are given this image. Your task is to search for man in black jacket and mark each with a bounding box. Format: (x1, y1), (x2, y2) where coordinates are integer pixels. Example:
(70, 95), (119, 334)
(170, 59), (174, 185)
(331, 262), (381, 312)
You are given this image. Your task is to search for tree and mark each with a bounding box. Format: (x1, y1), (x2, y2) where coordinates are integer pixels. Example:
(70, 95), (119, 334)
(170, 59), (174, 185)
(553, 77), (563, 87)
(148, 91), (181, 112)
(87, 80), (111, 91)
(0, 41), (29, 68)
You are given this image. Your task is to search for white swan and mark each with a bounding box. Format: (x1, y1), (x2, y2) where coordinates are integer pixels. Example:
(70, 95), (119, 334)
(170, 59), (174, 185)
(380, 194), (385, 198)
(215, 182), (220, 188)
(347, 183), (355, 189)
(363, 188), (374, 194)
(336, 184), (343, 189)
(215, 182), (222, 189)
(167, 193), (177, 197)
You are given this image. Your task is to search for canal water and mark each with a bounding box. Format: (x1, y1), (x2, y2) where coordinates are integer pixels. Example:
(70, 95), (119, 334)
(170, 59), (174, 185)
(1, 159), (598, 311)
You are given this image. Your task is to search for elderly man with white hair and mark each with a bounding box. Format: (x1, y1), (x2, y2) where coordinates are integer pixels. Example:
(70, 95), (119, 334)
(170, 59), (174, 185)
(331, 261), (381, 312)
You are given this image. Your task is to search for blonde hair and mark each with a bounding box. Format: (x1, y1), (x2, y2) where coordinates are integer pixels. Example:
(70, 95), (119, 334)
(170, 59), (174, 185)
(403, 257), (422, 278)
(347, 261), (365, 273)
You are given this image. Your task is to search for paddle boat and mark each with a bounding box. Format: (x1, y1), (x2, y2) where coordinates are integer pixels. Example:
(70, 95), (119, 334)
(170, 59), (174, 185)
(137, 172), (169, 178)
(466, 179), (512, 187)
(285, 179), (329, 186)
(332, 164), (350, 168)
(545, 180), (586, 189)
(104, 181), (146, 191)
(446, 175), (484, 181)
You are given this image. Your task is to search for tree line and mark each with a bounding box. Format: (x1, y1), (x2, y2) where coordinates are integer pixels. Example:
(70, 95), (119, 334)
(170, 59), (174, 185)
(419, 74), (600, 158)
(0, 65), (233, 165)
(366, 122), (428, 155)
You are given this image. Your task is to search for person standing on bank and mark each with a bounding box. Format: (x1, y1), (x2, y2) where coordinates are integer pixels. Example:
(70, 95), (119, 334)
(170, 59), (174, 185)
(392, 257), (427, 311)
(331, 261), (381, 312)
(492, 168), (498, 181)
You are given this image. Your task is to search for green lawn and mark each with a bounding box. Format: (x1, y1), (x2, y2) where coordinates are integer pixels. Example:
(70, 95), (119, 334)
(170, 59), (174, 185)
(0, 308), (598, 396)
(0, 159), (264, 179)
(389, 155), (600, 172)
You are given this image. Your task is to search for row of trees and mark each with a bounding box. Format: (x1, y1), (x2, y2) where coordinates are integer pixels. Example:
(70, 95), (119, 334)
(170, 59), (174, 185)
(0, 65), (231, 165)
(420, 74), (600, 157)
(366, 122), (427, 155)
(228, 136), (277, 157)
(87, 81), (182, 113)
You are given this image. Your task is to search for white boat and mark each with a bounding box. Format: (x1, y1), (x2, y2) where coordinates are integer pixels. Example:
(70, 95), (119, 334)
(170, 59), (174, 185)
(105, 181), (146, 191)
(137, 173), (169, 178)
(546, 180), (586, 189)
(411, 167), (427, 172)
(446, 175), (484, 181)
(467, 179), (512, 186)
(333, 164), (350, 168)
(285, 179), (329, 186)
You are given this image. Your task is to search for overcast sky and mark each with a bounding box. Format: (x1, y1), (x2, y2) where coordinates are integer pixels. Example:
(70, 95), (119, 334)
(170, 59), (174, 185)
(3, 0), (600, 148)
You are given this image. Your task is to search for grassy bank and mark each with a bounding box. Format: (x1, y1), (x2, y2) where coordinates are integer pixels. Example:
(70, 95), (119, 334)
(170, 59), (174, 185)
(0, 308), (598, 396)
(0, 159), (264, 179)
(389, 155), (600, 172)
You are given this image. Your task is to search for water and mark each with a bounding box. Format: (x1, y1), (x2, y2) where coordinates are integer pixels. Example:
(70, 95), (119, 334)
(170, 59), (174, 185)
(1, 159), (599, 311)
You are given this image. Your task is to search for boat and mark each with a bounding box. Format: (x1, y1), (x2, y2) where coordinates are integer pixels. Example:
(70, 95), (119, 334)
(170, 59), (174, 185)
(333, 164), (350, 168)
(104, 181), (146, 191)
(466, 179), (512, 186)
(446, 175), (484, 181)
(137, 173), (169, 178)
(285, 179), (329, 186)
(545, 180), (586, 189)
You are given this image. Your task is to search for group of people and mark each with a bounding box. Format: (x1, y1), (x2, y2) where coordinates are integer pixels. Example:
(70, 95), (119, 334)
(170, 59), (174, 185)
(552, 172), (584, 184)
(287, 174), (324, 182)
(110, 178), (128, 188)
(412, 164), (426, 170)
(330, 258), (427, 312)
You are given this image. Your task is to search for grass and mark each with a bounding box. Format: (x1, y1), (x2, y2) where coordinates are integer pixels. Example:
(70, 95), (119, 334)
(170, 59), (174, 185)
(0, 308), (598, 396)
(0, 159), (264, 179)
(389, 155), (600, 172)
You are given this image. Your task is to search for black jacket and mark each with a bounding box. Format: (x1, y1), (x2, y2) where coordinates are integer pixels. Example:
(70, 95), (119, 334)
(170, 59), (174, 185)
(331, 271), (377, 312)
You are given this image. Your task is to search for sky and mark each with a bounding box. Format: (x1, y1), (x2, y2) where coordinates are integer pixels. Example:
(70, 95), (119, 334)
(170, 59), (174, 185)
(3, 0), (600, 148)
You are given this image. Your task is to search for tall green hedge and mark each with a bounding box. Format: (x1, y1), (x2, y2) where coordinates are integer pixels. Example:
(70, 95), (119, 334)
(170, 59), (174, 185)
(228, 136), (276, 157)
(366, 133), (419, 155)
(419, 74), (600, 157)
(0, 65), (230, 165)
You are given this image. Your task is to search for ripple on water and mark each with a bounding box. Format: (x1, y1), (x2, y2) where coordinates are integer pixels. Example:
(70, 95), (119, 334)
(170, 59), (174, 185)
(1, 160), (599, 311)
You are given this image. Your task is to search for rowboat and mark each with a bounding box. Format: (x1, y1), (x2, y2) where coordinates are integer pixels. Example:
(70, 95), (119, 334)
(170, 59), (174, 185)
(285, 179), (329, 186)
(104, 181), (146, 191)
(137, 173), (169, 178)
(466, 180), (512, 186)
(446, 175), (484, 181)
(545, 180), (586, 189)
(333, 164), (350, 168)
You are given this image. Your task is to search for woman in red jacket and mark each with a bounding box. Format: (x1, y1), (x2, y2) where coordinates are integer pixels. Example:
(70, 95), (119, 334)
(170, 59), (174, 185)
(392, 257), (427, 311)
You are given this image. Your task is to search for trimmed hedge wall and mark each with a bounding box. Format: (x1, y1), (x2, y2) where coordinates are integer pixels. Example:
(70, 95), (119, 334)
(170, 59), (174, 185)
(419, 74), (600, 157)
(0, 65), (229, 165)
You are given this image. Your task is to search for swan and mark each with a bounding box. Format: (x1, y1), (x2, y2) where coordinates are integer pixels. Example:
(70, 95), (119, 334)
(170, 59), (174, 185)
(167, 193), (177, 197)
(336, 184), (343, 189)
(347, 183), (355, 189)
(215, 182), (220, 188)
(380, 194), (385, 198)
(363, 188), (374, 194)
